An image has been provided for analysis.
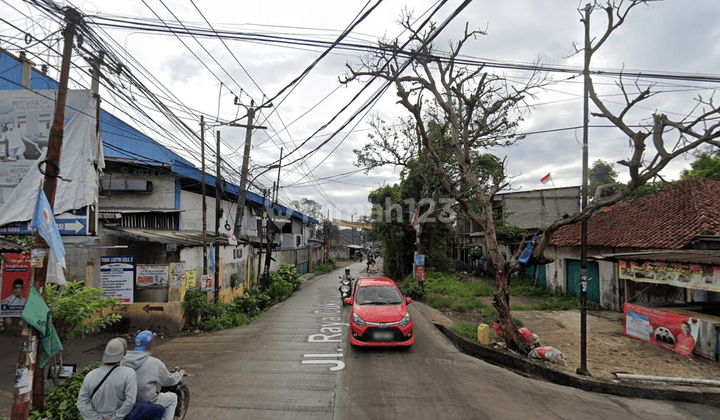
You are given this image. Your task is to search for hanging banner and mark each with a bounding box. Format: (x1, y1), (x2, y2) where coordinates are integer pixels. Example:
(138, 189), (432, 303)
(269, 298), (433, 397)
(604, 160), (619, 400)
(136, 265), (169, 287)
(100, 256), (134, 304)
(619, 260), (720, 292)
(0, 253), (31, 317)
(623, 303), (700, 357)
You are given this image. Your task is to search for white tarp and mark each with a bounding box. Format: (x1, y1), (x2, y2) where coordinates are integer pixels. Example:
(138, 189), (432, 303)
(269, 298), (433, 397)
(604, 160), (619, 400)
(0, 90), (103, 226)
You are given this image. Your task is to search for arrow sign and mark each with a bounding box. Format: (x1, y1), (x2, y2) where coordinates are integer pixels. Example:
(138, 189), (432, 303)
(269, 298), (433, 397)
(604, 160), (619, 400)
(142, 304), (164, 313)
(56, 219), (86, 234)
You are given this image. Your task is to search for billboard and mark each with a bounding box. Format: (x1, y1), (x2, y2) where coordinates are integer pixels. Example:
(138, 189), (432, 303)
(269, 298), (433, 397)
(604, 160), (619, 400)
(619, 260), (720, 293)
(136, 265), (169, 287)
(0, 253), (31, 317)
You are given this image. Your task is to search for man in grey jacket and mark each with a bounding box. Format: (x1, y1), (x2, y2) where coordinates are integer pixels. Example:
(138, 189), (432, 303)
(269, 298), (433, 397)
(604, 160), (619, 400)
(122, 330), (184, 420)
(77, 338), (137, 420)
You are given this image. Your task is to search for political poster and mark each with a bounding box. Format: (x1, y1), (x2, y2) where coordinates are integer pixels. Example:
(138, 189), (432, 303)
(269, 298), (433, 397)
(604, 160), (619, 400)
(136, 265), (169, 287)
(1, 253), (31, 317)
(414, 265), (425, 282)
(623, 303), (699, 357)
(201, 275), (213, 292)
(100, 256), (134, 304)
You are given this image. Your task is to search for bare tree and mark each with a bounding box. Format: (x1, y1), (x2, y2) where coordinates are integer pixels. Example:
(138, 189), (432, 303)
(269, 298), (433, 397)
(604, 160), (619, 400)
(343, 15), (546, 354)
(344, 2), (720, 355)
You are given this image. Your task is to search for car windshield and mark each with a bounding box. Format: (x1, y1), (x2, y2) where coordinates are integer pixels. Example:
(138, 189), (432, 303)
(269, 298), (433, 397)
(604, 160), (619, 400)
(355, 285), (403, 305)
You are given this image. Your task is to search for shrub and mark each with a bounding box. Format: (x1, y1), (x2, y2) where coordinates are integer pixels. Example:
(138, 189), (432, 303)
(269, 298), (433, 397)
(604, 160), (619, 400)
(30, 362), (102, 420)
(399, 274), (425, 300)
(329, 256), (337, 268)
(182, 289), (212, 326)
(313, 263), (335, 275)
(233, 287), (272, 318)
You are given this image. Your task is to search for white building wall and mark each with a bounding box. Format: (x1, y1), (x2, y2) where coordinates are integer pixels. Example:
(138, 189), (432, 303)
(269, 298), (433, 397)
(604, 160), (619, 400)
(100, 175), (176, 209)
(179, 190), (238, 232)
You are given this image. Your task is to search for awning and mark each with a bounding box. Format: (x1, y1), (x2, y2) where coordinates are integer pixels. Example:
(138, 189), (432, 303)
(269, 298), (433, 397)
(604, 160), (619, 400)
(346, 245), (364, 249)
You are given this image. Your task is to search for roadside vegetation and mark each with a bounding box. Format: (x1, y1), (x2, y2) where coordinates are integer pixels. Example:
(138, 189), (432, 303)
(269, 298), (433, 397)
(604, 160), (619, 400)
(312, 256), (337, 275)
(182, 264), (303, 332)
(399, 269), (582, 341)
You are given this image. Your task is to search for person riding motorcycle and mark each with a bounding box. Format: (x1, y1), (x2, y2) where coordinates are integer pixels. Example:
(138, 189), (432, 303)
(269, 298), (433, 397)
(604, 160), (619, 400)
(122, 330), (185, 420)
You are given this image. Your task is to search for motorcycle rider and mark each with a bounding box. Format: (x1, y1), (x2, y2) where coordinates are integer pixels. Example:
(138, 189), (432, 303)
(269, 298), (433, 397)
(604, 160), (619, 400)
(122, 330), (185, 420)
(77, 338), (137, 420)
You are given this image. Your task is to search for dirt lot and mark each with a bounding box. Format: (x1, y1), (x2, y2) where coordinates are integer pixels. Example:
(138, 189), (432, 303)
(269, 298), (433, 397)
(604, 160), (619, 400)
(429, 275), (720, 382)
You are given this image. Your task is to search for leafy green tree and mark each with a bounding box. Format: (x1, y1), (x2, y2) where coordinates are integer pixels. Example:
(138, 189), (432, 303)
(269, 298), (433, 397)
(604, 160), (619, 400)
(588, 160), (619, 200)
(44, 281), (122, 344)
(683, 150), (720, 179)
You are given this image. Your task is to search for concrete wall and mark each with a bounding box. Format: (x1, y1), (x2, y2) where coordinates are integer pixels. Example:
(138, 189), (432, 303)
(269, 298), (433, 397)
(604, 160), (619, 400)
(179, 189), (239, 232)
(100, 175), (176, 209)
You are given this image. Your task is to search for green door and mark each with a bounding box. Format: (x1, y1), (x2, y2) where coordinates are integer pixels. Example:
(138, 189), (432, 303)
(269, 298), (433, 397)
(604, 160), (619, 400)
(523, 265), (547, 285)
(566, 260), (600, 303)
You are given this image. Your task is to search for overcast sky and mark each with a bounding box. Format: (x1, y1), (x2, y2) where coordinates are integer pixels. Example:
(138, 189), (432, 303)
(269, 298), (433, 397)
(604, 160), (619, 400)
(2, 0), (720, 221)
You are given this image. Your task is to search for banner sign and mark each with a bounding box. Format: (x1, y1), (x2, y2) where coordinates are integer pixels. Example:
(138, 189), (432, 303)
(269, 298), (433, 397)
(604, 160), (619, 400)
(0, 253), (31, 317)
(136, 265), (169, 287)
(619, 260), (720, 292)
(100, 256), (134, 304)
(414, 265), (425, 282)
(623, 303), (699, 357)
(414, 254), (425, 267)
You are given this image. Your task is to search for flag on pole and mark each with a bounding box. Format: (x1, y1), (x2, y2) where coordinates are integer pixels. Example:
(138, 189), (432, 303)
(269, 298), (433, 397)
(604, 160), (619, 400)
(29, 186), (66, 269)
(540, 173), (551, 184)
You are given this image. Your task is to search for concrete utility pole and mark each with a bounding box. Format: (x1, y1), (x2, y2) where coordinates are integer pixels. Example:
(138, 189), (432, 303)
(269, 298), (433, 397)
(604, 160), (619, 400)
(577, 3), (592, 377)
(214, 130), (221, 301)
(201, 116), (207, 275)
(12, 7), (81, 419)
(231, 101), (268, 239)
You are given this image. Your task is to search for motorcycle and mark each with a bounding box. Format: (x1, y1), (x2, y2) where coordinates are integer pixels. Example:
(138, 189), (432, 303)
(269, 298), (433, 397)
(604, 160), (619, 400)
(366, 254), (376, 274)
(126, 367), (189, 420)
(161, 367), (190, 420)
(339, 268), (353, 304)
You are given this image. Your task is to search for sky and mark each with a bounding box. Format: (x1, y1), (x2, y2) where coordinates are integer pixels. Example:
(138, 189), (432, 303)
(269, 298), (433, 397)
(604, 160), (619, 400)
(2, 0), (720, 221)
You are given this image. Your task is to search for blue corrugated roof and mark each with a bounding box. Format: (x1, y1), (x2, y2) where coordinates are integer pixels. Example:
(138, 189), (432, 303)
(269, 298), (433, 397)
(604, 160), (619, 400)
(0, 48), (318, 225)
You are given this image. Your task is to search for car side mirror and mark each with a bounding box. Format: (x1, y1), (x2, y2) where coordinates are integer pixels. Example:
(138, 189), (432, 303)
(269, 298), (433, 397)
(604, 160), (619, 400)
(406, 297), (412, 305)
(344, 298), (352, 305)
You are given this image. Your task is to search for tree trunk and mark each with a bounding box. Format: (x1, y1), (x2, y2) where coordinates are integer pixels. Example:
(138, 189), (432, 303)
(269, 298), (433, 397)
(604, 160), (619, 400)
(492, 270), (531, 355)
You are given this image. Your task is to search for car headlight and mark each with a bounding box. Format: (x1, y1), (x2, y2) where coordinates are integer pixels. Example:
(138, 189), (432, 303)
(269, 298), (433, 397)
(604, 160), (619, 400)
(352, 312), (366, 327)
(399, 312), (410, 327)
(340, 285), (351, 293)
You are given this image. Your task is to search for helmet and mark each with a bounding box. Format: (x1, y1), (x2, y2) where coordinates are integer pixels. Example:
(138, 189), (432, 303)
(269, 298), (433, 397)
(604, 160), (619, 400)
(134, 330), (155, 351)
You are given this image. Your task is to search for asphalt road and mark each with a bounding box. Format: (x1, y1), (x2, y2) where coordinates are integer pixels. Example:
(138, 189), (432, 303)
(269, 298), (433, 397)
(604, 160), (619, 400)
(152, 263), (720, 420)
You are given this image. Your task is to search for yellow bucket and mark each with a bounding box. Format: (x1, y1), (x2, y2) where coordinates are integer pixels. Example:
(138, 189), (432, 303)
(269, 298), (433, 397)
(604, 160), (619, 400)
(477, 323), (490, 345)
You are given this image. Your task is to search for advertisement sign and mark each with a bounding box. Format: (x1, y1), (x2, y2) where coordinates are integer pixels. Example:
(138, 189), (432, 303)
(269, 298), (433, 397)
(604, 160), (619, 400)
(100, 256), (134, 304)
(0, 90), (90, 210)
(623, 303), (699, 357)
(136, 265), (169, 287)
(186, 270), (197, 288)
(414, 265), (426, 282)
(619, 260), (720, 292)
(414, 254), (425, 267)
(201, 275), (213, 291)
(0, 253), (31, 317)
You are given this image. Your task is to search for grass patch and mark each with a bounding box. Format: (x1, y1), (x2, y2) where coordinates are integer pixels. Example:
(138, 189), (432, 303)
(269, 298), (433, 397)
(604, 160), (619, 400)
(511, 295), (581, 311)
(509, 274), (552, 297)
(453, 322), (478, 341)
(402, 268), (489, 311)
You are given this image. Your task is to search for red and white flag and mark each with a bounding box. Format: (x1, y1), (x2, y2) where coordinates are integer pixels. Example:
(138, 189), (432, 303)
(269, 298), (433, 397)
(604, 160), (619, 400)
(540, 173), (551, 184)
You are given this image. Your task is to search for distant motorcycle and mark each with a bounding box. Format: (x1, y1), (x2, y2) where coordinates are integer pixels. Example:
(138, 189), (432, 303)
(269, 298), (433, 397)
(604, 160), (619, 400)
(339, 268), (353, 304)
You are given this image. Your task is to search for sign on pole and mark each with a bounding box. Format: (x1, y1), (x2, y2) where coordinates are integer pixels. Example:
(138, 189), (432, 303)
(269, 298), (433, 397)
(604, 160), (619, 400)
(414, 265), (426, 282)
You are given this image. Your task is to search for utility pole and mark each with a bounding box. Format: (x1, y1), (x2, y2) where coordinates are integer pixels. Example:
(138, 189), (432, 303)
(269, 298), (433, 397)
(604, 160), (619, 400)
(214, 131), (222, 302)
(257, 188), (268, 289)
(263, 149), (283, 288)
(231, 101), (268, 239)
(201, 116), (207, 275)
(12, 7), (81, 419)
(577, 3), (592, 377)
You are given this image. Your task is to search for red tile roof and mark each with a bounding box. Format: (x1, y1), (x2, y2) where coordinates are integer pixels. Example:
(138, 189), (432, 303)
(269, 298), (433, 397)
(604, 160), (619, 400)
(550, 177), (720, 250)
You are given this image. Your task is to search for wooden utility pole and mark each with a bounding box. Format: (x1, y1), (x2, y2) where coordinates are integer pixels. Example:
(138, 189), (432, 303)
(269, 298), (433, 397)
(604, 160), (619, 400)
(12, 7), (81, 419)
(201, 116), (207, 275)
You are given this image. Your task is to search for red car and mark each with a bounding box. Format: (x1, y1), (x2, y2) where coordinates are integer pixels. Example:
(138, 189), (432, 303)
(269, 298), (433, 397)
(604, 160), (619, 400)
(344, 277), (414, 347)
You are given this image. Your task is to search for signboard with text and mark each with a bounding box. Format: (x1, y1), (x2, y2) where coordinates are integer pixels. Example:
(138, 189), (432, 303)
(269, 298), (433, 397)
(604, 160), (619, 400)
(100, 256), (134, 304)
(619, 260), (720, 292)
(136, 265), (169, 287)
(623, 303), (699, 357)
(414, 265), (425, 282)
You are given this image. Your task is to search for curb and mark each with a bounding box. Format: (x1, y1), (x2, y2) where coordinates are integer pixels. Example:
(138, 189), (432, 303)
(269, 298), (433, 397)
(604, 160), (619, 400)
(434, 323), (720, 408)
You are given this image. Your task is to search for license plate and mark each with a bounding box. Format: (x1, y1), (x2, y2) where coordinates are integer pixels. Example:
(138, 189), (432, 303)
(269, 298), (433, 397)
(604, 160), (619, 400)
(373, 331), (394, 341)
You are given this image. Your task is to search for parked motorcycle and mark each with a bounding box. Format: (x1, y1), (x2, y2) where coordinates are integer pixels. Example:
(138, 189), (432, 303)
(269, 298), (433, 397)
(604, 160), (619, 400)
(339, 268), (353, 304)
(161, 367), (190, 420)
